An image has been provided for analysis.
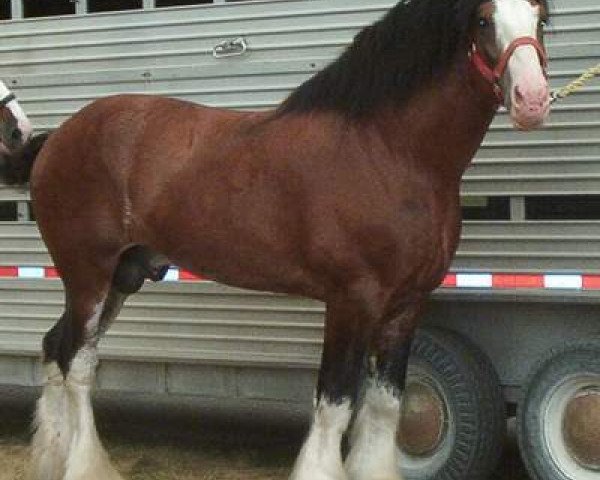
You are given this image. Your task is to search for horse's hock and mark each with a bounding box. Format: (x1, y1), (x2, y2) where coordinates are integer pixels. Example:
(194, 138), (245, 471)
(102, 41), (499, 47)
(0, 1), (598, 480)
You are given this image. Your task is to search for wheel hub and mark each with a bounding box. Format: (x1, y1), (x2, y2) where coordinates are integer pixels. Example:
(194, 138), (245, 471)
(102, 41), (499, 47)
(562, 388), (600, 470)
(397, 381), (446, 456)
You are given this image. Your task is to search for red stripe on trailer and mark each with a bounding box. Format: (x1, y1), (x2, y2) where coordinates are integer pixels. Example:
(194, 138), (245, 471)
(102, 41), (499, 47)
(44, 267), (60, 278)
(179, 270), (204, 281)
(442, 274), (457, 287)
(0, 266), (18, 277)
(492, 275), (514, 289)
(514, 274), (545, 289)
(493, 274), (544, 289)
(583, 275), (600, 290)
(1, 266), (600, 290)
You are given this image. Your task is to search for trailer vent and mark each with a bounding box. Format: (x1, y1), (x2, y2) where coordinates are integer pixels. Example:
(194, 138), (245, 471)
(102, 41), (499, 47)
(155, 0), (212, 7)
(0, 202), (17, 221)
(23, 0), (75, 17)
(526, 196), (600, 220)
(88, 0), (142, 12)
(462, 197), (510, 221)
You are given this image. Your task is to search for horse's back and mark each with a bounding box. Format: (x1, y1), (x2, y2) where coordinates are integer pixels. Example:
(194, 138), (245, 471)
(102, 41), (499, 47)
(31, 93), (254, 205)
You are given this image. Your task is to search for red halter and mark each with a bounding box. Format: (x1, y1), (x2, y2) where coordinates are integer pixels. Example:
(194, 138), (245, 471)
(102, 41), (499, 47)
(471, 36), (548, 105)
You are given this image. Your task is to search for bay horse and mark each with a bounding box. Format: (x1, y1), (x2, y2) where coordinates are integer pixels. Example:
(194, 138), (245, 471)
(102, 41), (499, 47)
(1, 0), (550, 479)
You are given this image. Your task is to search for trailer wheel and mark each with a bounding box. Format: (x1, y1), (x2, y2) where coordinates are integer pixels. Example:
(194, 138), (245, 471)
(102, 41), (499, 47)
(397, 327), (506, 480)
(517, 339), (600, 480)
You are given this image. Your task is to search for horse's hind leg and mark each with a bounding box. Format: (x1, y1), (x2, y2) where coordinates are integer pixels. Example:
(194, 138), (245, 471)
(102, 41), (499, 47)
(29, 271), (126, 480)
(29, 246), (168, 480)
(345, 303), (422, 480)
(63, 289), (127, 480)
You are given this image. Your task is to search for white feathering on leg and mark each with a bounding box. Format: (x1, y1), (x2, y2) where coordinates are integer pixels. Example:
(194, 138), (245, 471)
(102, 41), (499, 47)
(63, 345), (123, 480)
(28, 362), (73, 480)
(345, 380), (404, 480)
(290, 397), (352, 480)
(29, 299), (123, 480)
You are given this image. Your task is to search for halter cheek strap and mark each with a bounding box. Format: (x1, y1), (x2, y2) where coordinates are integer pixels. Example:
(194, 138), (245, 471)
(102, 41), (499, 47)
(471, 36), (548, 105)
(0, 92), (16, 108)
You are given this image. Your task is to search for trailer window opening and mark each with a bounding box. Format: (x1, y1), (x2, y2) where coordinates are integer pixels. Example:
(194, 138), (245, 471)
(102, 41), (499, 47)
(461, 197), (510, 220)
(88, 0), (142, 12)
(23, 0), (75, 17)
(0, 202), (17, 221)
(155, 0), (212, 7)
(155, 0), (259, 5)
(0, 1), (10, 19)
(526, 196), (600, 220)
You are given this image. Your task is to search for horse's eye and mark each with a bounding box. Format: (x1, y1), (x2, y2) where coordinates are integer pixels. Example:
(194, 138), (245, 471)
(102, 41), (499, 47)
(479, 18), (491, 28)
(539, 19), (547, 28)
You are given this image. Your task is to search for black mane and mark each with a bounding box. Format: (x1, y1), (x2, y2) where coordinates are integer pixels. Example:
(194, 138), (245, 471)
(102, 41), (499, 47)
(278, 0), (546, 118)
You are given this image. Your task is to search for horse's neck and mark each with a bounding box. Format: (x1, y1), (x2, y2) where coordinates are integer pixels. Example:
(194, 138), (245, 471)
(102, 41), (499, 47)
(372, 61), (498, 180)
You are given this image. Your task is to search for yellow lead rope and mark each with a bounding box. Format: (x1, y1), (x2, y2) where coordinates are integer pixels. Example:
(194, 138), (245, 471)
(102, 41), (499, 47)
(551, 63), (600, 104)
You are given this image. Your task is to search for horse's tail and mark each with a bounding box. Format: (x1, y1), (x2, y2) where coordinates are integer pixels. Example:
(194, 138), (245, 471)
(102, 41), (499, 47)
(0, 132), (51, 186)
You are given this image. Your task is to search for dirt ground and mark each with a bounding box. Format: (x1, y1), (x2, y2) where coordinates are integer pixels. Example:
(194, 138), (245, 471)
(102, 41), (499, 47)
(0, 386), (530, 480)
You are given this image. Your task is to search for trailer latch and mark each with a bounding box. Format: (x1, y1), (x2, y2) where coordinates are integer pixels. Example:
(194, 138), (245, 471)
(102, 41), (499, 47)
(213, 37), (248, 59)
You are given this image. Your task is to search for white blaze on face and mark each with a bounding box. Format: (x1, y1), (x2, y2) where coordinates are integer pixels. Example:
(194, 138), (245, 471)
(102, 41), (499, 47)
(494, 0), (550, 130)
(0, 80), (32, 146)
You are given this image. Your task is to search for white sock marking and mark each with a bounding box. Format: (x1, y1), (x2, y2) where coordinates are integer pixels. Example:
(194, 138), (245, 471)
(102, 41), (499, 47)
(64, 350), (123, 480)
(28, 362), (73, 480)
(290, 397), (352, 480)
(345, 380), (404, 480)
(29, 301), (123, 480)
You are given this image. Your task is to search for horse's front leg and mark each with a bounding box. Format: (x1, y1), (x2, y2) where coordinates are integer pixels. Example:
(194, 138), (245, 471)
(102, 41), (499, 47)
(290, 288), (379, 480)
(345, 303), (421, 480)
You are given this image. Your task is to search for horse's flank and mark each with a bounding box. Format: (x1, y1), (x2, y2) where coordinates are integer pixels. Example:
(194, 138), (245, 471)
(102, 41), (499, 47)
(31, 64), (495, 310)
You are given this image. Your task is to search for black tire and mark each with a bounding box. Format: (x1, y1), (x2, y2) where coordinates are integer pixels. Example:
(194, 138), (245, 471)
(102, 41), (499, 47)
(398, 327), (506, 480)
(517, 339), (600, 480)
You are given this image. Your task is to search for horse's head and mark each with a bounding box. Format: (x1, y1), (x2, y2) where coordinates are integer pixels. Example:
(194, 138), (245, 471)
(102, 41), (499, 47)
(0, 81), (32, 153)
(472, 0), (550, 130)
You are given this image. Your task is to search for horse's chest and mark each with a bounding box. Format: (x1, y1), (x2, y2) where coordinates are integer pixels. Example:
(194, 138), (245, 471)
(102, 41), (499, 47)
(374, 200), (460, 289)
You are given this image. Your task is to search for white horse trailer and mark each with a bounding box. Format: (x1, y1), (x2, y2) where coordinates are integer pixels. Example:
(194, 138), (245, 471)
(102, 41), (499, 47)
(0, 1), (598, 479)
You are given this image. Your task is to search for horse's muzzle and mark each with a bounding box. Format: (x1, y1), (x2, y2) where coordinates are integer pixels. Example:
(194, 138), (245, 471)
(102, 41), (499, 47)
(510, 77), (551, 131)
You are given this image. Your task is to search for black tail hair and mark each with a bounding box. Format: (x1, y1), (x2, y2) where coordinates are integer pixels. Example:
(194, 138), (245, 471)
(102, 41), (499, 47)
(0, 132), (51, 186)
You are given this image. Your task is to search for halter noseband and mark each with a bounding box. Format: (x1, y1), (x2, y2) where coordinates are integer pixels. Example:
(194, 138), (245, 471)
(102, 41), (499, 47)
(0, 92), (16, 108)
(471, 37), (548, 105)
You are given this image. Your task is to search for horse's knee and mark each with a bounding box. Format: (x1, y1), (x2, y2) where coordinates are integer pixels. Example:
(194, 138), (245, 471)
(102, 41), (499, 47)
(42, 294), (113, 377)
(318, 281), (389, 403)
